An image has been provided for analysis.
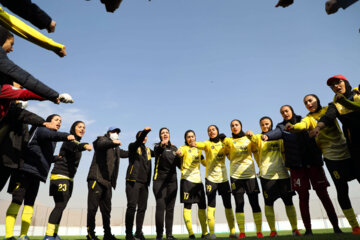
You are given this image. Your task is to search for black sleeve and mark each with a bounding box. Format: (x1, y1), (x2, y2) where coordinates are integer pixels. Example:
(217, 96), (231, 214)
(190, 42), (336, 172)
(36, 128), (69, 142)
(120, 149), (129, 158)
(0, 0), (52, 29)
(319, 103), (338, 126)
(95, 136), (118, 151)
(129, 129), (151, 153)
(0, 50), (59, 100)
(265, 124), (283, 140)
(150, 149), (154, 157)
(7, 105), (44, 126)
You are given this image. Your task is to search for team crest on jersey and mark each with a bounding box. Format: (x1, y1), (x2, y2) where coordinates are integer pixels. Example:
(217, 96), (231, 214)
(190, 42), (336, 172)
(233, 141), (236, 144)
(188, 149), (192, 153)
(211, 146), (215, 149)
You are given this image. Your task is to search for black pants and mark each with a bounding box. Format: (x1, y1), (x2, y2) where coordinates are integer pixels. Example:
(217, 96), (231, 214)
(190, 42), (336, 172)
(87, 180), (112, 236)
(125, 181), (148, 235)
(153, 179), (177, 237)
(0, 165), (12, 192)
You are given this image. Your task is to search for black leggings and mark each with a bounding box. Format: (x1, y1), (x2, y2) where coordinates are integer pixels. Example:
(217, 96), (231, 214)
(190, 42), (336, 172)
(233, 192), (261, 212)
(207, 191), (232, 209)
(48, 194), (71, 224)
(184, 198), (206, 210)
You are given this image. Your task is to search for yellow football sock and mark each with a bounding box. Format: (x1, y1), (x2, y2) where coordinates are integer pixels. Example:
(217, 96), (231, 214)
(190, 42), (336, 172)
(253, 212), (262, 233)
(225, 208), (235, 235)
(20, 205), (34, 237)
(265, 205), (276, 232)
(207, 207), (215, 234)
(46, 223), (56, 236)
(183, 208), (193, 236)
(343, 208), (359, 228)
(198, 209), (208, 235)
(54, 224), (59, 234)
(5, 203), (21, 238)
(285, 205), (298, 230)
(236, 212), (245, 233)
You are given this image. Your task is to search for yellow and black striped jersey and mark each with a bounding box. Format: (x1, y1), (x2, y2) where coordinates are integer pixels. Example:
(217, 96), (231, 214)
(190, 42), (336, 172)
(178, 145), (205, 183)
(251, 134), (289, 180)
(223, 137), (256, 179)
(290, 107), (350, 161)
(0, 7), (64, 53)
(196, 140), (228, 183)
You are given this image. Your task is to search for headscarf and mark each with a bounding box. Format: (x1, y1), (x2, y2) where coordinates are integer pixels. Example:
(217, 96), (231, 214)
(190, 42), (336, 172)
(280, 105), (301, 125)
(208, 125), (220, 143)
(304, 94), (322, 113)
(259, 116), (273, 134)
(0, 26), (13, 47)
(230, 119), (245, 138)
(70, 121), (84, 141)
(184, 130), (195, 146)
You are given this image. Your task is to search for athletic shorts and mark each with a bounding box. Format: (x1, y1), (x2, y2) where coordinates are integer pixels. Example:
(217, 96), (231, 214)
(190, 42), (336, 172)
(290, 166), (329, 191)
(260, 177), (295, 201)
(324, 158), (356, 183)
(205, 178), (231, 196)
(49, 179), (73, 199)
(180, 179), (206, 204)
(230, 177), (260, 195)
(10, 171), (40, 206)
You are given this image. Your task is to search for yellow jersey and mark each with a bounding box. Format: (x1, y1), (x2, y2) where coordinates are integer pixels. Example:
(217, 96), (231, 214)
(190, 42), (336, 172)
(0, 7), (64, 53)
(290, 107), (350, 161)
(178, 145), (205, 183)
(223, 137), (256, 179)
(251, 134), (289, 180)
(196, 140), (228, 183)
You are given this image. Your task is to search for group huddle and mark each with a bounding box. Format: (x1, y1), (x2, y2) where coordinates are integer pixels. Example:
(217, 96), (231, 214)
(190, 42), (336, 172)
(2, 63), (360, 240)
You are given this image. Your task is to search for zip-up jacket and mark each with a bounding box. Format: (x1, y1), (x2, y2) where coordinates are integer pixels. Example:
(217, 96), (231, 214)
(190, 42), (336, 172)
(0, 0), (52, 30)
(265, 116), (323, 169)
(153, 143), (179, 182)
(0, 48), (59, 101)
(0, 103), (44, 169)
(51, 141), (89, 179)
(87, 134), (128, 189)
(126, 129), (153, 185)
(22, 126), (70, 182)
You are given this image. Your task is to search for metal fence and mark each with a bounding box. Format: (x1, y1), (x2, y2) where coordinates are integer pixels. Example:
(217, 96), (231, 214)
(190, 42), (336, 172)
(1, 197), (359, 236)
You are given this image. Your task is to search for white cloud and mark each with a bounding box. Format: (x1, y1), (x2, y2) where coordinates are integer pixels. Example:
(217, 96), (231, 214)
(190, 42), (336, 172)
(27, 101), (95, 131)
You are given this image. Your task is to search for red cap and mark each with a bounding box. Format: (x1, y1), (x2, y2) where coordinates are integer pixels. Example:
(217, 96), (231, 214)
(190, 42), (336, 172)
(327, 74), (348, 86)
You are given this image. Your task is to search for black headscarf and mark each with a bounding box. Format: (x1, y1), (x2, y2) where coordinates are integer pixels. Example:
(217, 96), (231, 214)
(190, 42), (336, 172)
(280, 105), (301, 125)
(343, 80), (354, 99)
(184, 130), (195, 146)
(159, 127), (171, 145)
(259, 116), (273, 134)
(208, 125), (220, 143)
(0, 26), (13, 47)
(304, 94), (322, 113)
(230, 119), (245, 138)
(70, 121), (84, 141)
(30, 114), (60, 136)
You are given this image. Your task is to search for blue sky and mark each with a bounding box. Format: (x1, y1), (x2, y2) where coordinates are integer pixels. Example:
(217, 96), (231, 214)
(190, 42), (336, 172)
(1, 0), (360, 208)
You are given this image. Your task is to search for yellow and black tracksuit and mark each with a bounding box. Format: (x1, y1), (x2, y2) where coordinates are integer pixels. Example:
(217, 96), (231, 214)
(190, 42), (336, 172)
(0, 7), (65, 54)
(251, 134), (298, 233)
(289, 106), (359, 230)
(178, 145), (208, 237)
(195, 140), (235, 236)
(125, 129), (153, 238)
(153, 142), (180, 238)
(223, 136), (262, 234)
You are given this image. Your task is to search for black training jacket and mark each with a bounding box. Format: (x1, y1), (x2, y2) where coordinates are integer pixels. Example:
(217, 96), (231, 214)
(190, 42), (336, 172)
(0, 103), (45, 169)
(51, 141), (88, 179)
(0, 48), (59, 101)
(0, 0), (52, 30)
(126, 129), (153, 185)
(87, 134), (128, 189)
(153, 143), (180, 182)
